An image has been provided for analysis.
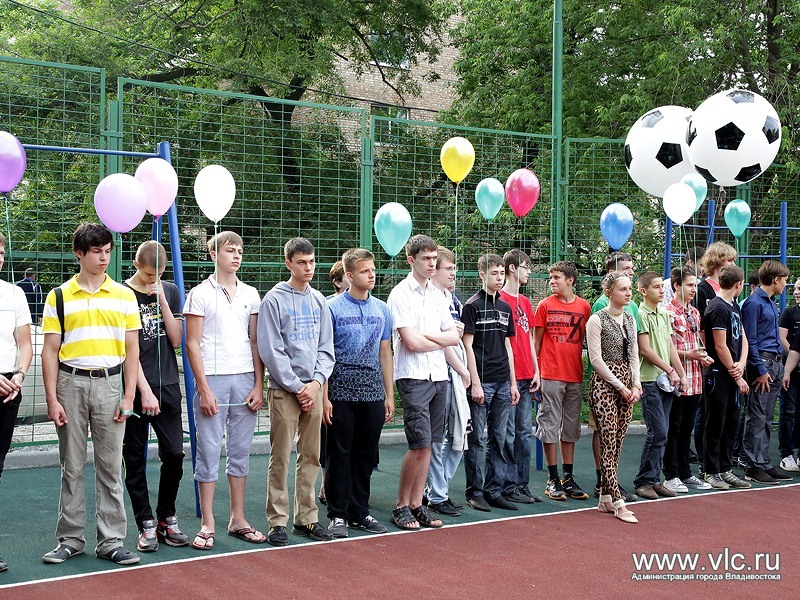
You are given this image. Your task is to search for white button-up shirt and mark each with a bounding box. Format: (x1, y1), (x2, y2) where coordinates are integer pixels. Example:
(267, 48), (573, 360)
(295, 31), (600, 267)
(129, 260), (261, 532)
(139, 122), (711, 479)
(387, 273), (455, 382)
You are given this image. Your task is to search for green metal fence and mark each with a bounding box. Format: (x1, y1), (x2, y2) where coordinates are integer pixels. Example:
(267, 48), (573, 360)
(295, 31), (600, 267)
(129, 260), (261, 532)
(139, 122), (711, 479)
(3, 54), (800, 444)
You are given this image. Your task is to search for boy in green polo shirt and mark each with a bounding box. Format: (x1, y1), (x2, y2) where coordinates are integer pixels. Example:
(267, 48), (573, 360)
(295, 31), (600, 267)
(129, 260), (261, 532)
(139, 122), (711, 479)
(633, 271), (688, 500)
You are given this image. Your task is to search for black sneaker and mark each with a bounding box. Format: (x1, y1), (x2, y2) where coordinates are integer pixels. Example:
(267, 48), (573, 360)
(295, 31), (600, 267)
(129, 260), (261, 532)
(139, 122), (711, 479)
(137, 519), (159, 553)
(618, 484), (637, 503)
(42, 543), (84, 564)
(267, 525), (289, 546)
(518, 485), (545, 502)
(157, 516), (190, 547)
(486, 494), (518, 510)
(348, 515), (387, 534)
(98, 546), (140, 565)
(502, 488), (535, 504)
(429, 500), (461, 516)
(545, 477), (567, 500)
(561, 475), (589, 500)
(593, 483), (601, 498)
(0, 556), (6, 572)
(328, 517), (348, 538)
(764, 467), (793, 481)
(293, 522), (334, 541)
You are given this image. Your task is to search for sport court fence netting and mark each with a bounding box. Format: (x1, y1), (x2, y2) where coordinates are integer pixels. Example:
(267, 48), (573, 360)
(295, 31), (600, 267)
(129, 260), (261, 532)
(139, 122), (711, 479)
(1, 56), (798, 445)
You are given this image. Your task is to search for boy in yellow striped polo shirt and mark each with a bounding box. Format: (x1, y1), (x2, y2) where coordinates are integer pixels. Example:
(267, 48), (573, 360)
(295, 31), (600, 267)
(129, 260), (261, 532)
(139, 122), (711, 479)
(40, 223), (142, 566)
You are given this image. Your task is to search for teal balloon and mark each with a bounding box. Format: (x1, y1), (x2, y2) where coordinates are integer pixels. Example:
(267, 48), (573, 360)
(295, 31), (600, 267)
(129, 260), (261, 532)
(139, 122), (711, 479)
(681, 173), (708, 211)
(374, 202), (412, 257)
(724, 199), (751, 238)
(475, 177), (505, 221)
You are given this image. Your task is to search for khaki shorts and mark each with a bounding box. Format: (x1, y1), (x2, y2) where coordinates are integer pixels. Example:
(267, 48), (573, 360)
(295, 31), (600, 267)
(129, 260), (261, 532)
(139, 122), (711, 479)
(535, 379), (582, 444)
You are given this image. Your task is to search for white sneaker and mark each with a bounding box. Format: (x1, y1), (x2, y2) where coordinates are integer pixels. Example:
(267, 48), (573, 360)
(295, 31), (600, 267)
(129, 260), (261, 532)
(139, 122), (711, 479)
(780, 455), (800, 472)
(682, 475), (712, 490)
(663, 477), (688, 493)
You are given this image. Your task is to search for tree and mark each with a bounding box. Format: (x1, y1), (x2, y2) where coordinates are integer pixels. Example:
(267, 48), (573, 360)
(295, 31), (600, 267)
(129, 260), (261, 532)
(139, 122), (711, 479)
(447, 0), (800, 275)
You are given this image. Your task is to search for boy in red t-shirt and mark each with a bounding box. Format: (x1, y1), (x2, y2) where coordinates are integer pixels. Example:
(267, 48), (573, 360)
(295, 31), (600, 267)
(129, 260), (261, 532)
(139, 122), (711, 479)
(533, 261), (591, 500)
(498, 249), (543, 503)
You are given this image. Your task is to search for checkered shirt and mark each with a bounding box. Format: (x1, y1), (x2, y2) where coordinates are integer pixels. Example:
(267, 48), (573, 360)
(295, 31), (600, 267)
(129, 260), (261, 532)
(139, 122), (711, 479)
(665, 298), (703, 396)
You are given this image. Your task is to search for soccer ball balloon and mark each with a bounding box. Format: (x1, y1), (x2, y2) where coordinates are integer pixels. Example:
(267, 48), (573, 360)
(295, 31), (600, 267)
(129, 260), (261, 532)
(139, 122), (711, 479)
(624, 106), (696, 198)
(686, 89), (781, 187)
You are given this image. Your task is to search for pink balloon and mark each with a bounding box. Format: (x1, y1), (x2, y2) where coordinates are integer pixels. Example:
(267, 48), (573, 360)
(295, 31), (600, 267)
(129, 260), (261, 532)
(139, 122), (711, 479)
(0, 131), (27, 193)
(135, 158), (178, 217)
(94, 173), (148, 233)
(505, 168), (541, 218)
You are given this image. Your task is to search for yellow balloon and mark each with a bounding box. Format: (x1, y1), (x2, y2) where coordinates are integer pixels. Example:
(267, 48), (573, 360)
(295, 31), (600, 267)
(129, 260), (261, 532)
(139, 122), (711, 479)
(440, 137), (475, 183)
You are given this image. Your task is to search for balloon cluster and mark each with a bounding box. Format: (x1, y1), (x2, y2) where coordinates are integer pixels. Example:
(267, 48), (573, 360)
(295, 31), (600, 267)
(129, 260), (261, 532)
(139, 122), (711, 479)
(623, 89), (781, 238)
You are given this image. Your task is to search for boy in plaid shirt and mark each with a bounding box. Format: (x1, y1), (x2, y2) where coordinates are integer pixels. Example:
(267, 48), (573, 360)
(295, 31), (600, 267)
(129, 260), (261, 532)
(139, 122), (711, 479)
(663, 267), (713, 493)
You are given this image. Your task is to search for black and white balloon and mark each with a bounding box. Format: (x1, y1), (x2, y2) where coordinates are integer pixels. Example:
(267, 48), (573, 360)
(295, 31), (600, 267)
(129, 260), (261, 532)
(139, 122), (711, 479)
(624, 106), (696, 198)
(686, 89), (781, 187)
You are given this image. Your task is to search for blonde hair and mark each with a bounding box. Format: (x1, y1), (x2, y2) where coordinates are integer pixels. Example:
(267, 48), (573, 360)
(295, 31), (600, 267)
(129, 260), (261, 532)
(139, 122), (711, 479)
(135, 240), (167, 268)
(342, 248), (375, 273)
(207, 230), (243, 253)
(699, 242), (737, 275)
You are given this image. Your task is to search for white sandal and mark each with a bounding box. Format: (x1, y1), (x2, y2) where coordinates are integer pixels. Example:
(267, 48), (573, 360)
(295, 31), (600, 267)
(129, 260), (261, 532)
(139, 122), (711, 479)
(598, 493), (614, 514)
(613, 499), (638, 524)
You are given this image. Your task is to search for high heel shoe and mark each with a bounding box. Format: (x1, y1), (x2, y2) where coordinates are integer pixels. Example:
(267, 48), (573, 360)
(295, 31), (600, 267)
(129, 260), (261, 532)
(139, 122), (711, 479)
(613, 499), (638, 524)
(598, 494), (614, 513)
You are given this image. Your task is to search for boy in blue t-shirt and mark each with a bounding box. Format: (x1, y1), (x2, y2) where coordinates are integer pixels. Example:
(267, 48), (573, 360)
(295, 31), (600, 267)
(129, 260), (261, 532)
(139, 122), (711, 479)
(323, 248), (393, 537)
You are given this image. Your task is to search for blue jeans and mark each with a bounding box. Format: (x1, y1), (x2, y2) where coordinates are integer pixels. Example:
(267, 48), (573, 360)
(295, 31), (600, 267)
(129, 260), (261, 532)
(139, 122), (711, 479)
(744, 359), (784, 470)
(464, 380), (512, 499)
(503, 380), (534, 493)
(634, 381), (673, 487)
(427, 382), (465, 504)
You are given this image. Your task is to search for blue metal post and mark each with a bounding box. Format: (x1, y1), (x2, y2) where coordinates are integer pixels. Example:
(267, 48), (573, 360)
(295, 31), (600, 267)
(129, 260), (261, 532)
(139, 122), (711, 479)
(780, 202), (788, 312)
(664, 217), (674, 278)
(157, 141), (201, 518)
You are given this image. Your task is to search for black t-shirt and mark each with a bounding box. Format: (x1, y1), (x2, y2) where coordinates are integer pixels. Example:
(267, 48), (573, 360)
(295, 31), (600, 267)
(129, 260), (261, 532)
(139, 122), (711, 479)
(703, 296), (743, 366)
(780, 305), (800, 350)
(125, 281), (183, 386)
(462, 289), (515, 383)
(693, 279), (717, 326)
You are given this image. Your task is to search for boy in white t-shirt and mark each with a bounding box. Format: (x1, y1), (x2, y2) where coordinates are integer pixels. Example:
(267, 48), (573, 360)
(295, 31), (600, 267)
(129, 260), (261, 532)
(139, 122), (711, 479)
(0, 231), (33, 572)
(184, 231), (265, 550)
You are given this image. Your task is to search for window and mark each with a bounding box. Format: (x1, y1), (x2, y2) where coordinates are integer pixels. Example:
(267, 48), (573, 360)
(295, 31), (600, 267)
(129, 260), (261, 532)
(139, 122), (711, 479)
(372, 105), (410, 145)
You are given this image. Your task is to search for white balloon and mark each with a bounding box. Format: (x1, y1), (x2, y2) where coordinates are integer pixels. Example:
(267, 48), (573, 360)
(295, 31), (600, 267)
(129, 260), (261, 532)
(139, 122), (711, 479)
(624, 106), (696, 197)
(194, 165), (236, 223)
(686, 88), (781, 187)
(662, 182), (697, 225)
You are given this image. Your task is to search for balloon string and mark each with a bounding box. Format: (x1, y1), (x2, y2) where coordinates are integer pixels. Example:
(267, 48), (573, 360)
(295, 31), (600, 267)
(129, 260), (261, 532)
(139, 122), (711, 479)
(3, 192), (22, 371)
(454, 182), (460, 266)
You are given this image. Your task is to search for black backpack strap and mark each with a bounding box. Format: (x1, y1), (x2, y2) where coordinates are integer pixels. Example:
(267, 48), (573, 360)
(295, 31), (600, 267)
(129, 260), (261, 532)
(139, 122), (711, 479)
(54, 287), (65, 337)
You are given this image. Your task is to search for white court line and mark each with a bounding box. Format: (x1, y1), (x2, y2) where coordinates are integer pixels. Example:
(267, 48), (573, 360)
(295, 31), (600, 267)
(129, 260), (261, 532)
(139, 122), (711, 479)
(2, 482), (798, 590)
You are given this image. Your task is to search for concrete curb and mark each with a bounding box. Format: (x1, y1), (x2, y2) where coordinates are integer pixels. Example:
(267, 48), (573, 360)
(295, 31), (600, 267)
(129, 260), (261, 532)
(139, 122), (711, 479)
(6, 422), (648, 470)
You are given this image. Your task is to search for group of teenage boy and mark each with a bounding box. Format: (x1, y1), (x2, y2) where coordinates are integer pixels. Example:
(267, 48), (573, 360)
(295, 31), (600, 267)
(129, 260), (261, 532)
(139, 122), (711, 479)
(0, 224), (796, 571)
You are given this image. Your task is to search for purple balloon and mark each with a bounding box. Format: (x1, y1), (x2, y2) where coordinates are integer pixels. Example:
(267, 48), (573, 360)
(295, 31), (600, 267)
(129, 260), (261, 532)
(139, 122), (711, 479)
(94, 173), (148, 233)
(0, 131), (27, 193)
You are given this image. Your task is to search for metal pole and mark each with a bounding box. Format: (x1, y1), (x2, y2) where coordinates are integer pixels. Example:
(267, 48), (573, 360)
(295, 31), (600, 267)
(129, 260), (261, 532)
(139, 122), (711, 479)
(780, 201), (788, 311)
(664, 217), (674, 278)
(551, 0), (564, 262)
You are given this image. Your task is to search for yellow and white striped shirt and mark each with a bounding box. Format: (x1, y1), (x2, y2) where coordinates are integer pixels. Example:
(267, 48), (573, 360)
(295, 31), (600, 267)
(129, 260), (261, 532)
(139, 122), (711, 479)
(42, 275), (141, 369)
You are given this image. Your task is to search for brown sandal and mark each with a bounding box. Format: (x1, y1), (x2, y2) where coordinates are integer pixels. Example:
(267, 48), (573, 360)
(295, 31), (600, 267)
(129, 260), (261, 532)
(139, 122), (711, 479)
(391, 505), (419, 530)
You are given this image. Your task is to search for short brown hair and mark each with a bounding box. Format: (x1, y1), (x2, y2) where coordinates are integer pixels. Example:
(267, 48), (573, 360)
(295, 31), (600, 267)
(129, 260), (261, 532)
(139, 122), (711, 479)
(670, 266), (696, 292)
(604, 252), (632, 273)
(284, 237), (314, 261)
(135, 240), (168, 268)
(329, 260), (345, 283)
(478, 253), (504, 274)
(342, 248), (375, 273)
(405, 234), (437, 259)
(638, 271), (662, 291)
(758, 259), (790, 285)
(699, 242), (737, 275)
(503, 249), (531, 273)
(548, 260), (578, 282)
(0, 232), (5, 247)
(436, 246), (455, 268)
(208, 230), (243, 254)
(719, 265), (745, 289)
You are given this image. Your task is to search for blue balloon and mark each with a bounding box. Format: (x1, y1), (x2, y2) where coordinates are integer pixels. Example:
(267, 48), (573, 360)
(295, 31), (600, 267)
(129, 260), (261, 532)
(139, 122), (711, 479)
(374, 202), (412, 257)
(600, 203), (634, 250)
(475, 177), (505, 221)
(681, 173), (708, 211)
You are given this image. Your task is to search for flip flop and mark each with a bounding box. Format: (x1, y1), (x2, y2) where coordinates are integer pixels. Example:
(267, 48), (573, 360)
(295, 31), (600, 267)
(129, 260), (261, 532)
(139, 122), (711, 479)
(228, 527), (267, 544)
(192, 531), (215, 550)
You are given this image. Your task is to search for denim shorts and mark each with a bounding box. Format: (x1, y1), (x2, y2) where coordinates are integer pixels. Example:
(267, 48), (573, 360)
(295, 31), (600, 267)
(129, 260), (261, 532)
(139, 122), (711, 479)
(396, 378), (447, 450)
